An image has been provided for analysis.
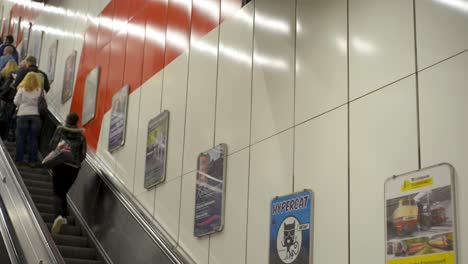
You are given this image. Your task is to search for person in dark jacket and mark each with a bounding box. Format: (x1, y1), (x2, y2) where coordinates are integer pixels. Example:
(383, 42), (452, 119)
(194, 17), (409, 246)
(49, 113), (87, 234)
(13, 55), (50, 92)
(0, 35), (19, 63)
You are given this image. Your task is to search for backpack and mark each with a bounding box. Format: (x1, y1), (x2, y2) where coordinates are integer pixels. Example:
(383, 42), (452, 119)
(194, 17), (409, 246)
(0, 74), (17, 102)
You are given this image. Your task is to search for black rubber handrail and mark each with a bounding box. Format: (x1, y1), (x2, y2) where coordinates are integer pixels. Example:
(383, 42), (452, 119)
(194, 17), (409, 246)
(0, 139), (65, 264)
(0, 195), (25, 264)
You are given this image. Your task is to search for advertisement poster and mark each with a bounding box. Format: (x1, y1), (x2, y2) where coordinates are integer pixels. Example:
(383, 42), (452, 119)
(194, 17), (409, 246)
(270, 190), (313, 264)
(27, 28), (43, 64)
(46, 39), (58, 84)
(81, 66), (100, 125)
(194, 144), (227, 237)
(144, 110), (169, 189)
(20, 22), (31, 61)
(385, 164), (457, 264)
(12, 16), (20, 45)
(108, 85), (129, 153)
(61, 50), (77, 103)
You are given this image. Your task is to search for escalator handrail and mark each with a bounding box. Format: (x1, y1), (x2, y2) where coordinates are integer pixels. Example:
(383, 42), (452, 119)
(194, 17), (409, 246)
(0, 195), (25, 264)
(0, 140), (65, 264)
(48, 109), (192, 264)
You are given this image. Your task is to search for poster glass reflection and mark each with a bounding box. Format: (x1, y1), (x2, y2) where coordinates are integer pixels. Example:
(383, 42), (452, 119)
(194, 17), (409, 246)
(108, 85), (129, 152)
(81, 66), (100, 125)
(194, 144), (227, 237)
(61, 50), (77, 104)
(144, 110), (169, 189)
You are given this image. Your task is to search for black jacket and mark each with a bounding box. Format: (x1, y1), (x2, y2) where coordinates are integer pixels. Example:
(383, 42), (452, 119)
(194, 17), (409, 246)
(49, 125), (87, 168)
(13, 65), (50, 92)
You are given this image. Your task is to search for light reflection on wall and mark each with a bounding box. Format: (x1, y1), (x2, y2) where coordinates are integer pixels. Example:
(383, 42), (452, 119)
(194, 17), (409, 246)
(434, 0), (468, 13)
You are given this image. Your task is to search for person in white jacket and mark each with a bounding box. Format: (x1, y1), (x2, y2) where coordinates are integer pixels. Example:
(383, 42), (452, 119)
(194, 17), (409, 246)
(13, 72), (44, 167)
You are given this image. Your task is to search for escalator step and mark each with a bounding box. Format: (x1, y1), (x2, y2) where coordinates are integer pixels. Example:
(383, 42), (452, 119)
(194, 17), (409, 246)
(64, 258), (103, 264)
(58, 245), (96, 259)
(36, 203), (54, 214)
(41, 213), (56, 223)
(23, 179), (53, 189)
(27, 186), (53, 196)
(31, 194), (54, 204)
(17, 166), (50, 175)
(46, 223), (82, 236)
(21, 171), (51, 182)
(52, 234), (89, 248)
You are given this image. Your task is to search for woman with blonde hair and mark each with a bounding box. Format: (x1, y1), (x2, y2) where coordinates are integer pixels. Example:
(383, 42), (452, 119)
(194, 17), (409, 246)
(13, 72), (44, 167)
(0, 59), (18, 139)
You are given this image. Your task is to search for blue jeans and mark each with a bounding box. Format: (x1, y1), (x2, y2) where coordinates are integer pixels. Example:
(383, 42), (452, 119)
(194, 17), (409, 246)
(16, 115), (42, 163)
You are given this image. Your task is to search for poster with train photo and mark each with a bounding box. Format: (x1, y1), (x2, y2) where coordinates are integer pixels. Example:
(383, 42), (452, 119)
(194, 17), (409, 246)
(385, 164), (457, 264)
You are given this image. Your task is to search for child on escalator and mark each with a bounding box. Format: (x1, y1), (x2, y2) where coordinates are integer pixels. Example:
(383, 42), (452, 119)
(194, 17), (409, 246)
(49, 112), (87, 234)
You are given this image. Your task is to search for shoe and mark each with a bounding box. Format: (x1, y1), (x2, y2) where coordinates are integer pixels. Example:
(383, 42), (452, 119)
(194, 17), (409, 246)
(51, 216), (67, 234)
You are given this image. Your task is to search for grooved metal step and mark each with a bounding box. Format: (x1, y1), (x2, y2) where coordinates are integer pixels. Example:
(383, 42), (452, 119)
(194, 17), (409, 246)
(52, 234), (89, 248)
(4, 142), (104, 263)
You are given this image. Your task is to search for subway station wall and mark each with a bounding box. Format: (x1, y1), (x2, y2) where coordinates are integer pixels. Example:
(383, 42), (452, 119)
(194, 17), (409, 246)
(1, 0), (468, 263)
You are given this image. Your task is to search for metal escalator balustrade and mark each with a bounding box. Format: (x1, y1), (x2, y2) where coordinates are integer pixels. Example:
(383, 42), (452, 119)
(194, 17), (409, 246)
(2, 141), (105, 264)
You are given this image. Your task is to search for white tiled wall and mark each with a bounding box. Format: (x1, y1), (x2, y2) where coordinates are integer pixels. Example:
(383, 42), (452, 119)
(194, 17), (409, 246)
(3, 0), (468, 263)
(215, 3), (254, 153)
(250, 0), (295, 143)
(349, 0), (415, 100)
(183, 27), (219, 174)
(295, 105), (348, 264)
(350, 76), (419, 263)
(247, 129), (293, 264)
(419, 52), (468, 263)
(295, 0), (347, 123)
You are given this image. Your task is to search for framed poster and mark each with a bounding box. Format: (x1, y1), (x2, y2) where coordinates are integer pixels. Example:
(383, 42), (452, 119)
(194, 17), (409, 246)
(27, 28), (44, 64)
(12, 16), (20, 45)
(61, 50), (77, 103)
(108, 85), (129, 153)
(385, 163), (457, 264)
(20, 22), (32, 61)
(81, 66), (100, 125)
(46, 39), (58, 84)
(144, 110), (169, 189)
(269, 190), (313, 264)
(194, 143), (227, 237)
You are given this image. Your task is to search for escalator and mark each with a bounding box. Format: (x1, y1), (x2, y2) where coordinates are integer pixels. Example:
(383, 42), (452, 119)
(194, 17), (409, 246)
(2, 141), (104, 264)
(0, 110), (191, 264)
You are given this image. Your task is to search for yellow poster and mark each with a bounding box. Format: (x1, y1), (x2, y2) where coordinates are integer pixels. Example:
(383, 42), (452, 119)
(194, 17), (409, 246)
(385, 164), (457, 264)
(387, 251), (454, 264)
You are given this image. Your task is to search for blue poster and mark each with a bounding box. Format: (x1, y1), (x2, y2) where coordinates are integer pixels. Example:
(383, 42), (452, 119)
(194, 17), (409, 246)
(270, 190), (313, 264)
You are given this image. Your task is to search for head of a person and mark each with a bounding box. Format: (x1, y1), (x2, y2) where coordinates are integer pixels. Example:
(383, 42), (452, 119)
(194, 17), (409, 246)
(19, 59), (27, 69)
(18, 72), (40, 92)
(1, 60), (18, 78)
(25, 55), (37, 67)
(5, 35), (13, 45)
(3, 46), (14, 56)
(66, 112), (80, 127)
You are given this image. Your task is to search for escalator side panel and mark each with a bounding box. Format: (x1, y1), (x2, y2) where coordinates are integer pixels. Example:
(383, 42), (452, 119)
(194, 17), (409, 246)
(68, 163), (174, 264)
(0, 148), (57, 264)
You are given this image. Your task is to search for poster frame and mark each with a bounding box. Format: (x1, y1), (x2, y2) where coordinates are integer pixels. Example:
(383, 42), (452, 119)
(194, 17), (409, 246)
(61, 50), (77, 104)
(384, 163), (458, 264)
(193, 143), (228, 238)
(27, 27), (44, 65)
(144, 110), (170, 189)
(108, 85), (129, 153)
(269, 189), (314, 264)
(12, 16), (20, 45)
(46, 39), (58, 84)
(81, 66), (100, 125)
(20, 22), (32, 61)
